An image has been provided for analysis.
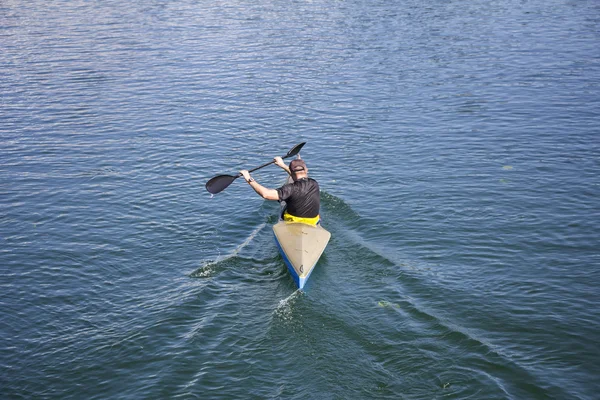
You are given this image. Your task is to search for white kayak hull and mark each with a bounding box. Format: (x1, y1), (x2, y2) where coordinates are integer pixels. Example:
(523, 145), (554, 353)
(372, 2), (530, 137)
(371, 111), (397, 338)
(273, 221), (331, 289)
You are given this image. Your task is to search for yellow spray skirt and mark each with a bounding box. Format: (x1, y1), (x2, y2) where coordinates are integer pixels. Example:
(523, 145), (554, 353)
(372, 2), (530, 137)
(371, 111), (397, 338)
(282, 212), (320, 226)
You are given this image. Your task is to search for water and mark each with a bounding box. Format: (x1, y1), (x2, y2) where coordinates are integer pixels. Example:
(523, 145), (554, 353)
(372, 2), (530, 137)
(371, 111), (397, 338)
(2, 0), (599, 398)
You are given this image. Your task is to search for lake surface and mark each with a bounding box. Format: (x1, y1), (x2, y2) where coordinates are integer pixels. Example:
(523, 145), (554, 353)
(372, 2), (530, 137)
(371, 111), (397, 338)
(2, 0), (599, 398)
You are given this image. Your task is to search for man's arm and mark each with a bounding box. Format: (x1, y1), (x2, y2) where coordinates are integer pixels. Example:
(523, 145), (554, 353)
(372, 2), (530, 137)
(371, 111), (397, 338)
(274, 156), (292, 176)
(240, 170), (279, 201)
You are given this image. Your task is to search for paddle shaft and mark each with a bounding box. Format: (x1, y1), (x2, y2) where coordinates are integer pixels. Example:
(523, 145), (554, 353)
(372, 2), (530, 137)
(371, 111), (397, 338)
(235, 151), (295, 177)
(239, 159), (275, 177)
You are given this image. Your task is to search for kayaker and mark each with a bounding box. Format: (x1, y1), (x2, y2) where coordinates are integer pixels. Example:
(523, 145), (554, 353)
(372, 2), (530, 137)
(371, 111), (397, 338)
(240, 157), (321, 225)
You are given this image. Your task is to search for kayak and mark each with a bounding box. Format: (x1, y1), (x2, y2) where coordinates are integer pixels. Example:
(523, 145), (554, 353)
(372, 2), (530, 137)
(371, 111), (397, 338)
(273, 176), (330, 289)
(273, 221), (330, 289)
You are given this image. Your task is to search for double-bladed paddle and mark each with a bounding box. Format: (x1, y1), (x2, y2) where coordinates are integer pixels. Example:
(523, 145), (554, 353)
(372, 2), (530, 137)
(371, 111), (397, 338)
(205, 142), (306, 194)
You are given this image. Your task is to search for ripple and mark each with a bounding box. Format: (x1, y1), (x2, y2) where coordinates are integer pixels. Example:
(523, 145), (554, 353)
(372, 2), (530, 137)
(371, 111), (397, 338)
(2, 0), (599, 398)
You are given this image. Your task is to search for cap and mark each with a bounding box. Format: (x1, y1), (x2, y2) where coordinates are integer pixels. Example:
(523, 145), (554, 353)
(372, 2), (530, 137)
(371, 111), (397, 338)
(289, 159), (307, 172)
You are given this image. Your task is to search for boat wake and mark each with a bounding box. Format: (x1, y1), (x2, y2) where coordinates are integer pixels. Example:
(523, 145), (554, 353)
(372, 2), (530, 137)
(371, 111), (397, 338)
(319, 191), (362, 226)
(319, 192), (558, 398)
(320, 190), (435, 276)
(273, 289), (302, 320)
(189, 222), (267, 278)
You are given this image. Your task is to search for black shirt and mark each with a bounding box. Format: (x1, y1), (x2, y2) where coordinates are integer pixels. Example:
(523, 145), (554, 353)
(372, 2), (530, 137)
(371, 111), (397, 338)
(276, 178), (320, 218)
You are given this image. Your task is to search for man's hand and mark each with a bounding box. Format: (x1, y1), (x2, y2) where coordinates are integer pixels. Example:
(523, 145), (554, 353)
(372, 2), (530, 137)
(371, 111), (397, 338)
(239, 169), (279, 200)
(274, 156), (292, 176)
(274, 156), (286, 168)
(240, 170), (251, 181)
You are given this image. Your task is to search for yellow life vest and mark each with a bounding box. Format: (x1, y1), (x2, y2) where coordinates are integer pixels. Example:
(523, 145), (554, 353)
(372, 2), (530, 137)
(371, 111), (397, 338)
(283, 212), (320, 226)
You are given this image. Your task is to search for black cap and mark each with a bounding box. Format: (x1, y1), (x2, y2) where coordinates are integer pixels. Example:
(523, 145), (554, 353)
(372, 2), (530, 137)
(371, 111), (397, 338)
(289, 159), (307, 172)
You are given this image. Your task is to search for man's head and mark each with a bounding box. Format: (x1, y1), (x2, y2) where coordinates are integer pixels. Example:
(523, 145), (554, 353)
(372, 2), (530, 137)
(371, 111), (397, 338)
(289, 159), (308, 180)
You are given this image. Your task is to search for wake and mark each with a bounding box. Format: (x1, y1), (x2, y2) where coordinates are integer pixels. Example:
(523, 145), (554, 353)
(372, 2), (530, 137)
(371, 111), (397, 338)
(273, 289), (302, 320)
(189, 222), (267, 278)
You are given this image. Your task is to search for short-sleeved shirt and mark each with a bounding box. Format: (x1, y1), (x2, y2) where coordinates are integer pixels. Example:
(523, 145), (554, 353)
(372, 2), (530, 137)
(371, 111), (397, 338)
(276, 177), (320, 218)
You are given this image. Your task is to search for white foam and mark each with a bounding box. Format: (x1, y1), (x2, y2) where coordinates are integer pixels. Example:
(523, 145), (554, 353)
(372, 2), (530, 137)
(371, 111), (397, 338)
(191, 222), (267, 277)
(274, 289), (302, 320)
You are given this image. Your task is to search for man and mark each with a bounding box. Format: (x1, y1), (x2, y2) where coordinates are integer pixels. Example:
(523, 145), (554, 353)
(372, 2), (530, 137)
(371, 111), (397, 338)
(240, 157), (321, 225)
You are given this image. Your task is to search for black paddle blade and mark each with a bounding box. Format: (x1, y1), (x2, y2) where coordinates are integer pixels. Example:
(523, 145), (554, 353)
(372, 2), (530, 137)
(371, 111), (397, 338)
(205, 174), (239, 194)
(285, 142), (306, 159)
